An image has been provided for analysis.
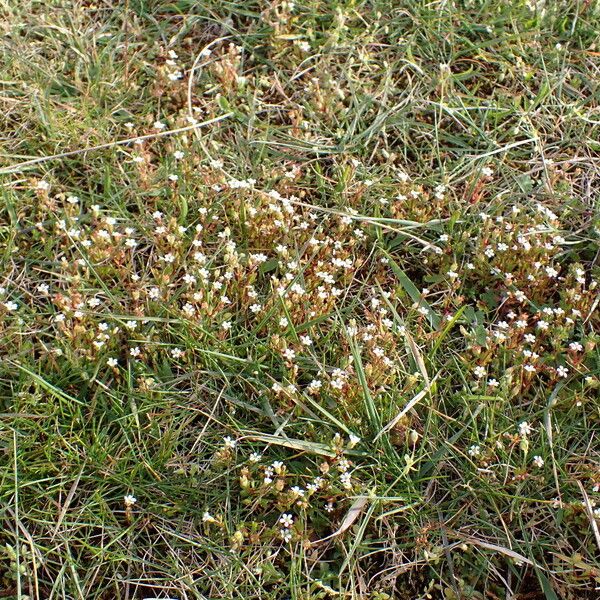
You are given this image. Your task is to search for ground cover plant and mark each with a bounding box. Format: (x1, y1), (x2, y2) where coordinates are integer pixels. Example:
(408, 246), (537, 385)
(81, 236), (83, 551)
(1, 0), (599, 598)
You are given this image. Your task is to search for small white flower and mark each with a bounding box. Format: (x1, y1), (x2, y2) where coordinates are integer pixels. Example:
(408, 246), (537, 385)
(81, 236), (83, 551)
(107, 357), (118, 368)
(130, 347), (141, 358)
(173, 151), (185, 159)
(280, 529), (292, 543)
(348, 434), (361, 448)
(308, 379), (322, 393)
(519, 421), (532, 437)
(533, 455), (544, 468)
(279, 513), (294, 528)
(123, 494), (137, 507)
(473, 366), (486, 378)
(556, 365), (569, 378)
(290, 486), (304, 498)
(223, 436), (237, 449)
(468, 445), (481, 457)
(4, 301), (18, 311)
(154, 120), (166, 130)
(202, 511), (216, 523)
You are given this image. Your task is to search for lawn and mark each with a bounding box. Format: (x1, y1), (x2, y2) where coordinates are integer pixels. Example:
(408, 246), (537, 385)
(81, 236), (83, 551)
(1, 1), (599, 598)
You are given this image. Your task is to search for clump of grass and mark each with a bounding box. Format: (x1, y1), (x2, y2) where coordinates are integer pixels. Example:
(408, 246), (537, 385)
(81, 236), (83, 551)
(1, 0), (600, 598)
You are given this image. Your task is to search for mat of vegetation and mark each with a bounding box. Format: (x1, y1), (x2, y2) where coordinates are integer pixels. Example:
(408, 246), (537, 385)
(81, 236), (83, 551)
(1, 1), (599, 598)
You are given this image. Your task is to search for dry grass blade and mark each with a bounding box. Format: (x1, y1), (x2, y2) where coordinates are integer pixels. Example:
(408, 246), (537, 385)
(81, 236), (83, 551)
(404, 330), (430, 388)
(577, 481), (600, 552)
(0, 113), (234, 174)
(311, 496), (369, 545)
(373, 373), (438, 442)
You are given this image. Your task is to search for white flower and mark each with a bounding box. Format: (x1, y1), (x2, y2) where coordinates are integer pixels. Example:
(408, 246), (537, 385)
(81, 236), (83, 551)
(300, 335), (312, 346)
(308, 379), (322, 393)
(124, 494), (137, 507)
(533, 455), (544, 468)
(249, 452), (262, 463)
(537, 320), (549, 330)
(348, 434), (361, 448)
(222, 321), (232, 331)
(154, 120), (166, 130)
(173, 150), (185, 160)
(202, 511), (216, 523)
(280, 529), (292, 543)
(223, 436), (236, 449)
(107, 357), (118, 367)
(4, 301), (18, 311)
(468, 445), (481, 457)
(168, 174), (179, 182)
(36, 180), (50, 191)
(473, 366), (486, 378)
(130, 347), (141, 357)
(556, 365), (569, 378)
(569, 342), (583, 352)
(279, 513), (294, 528)
(518, 421), (532, 437)
(170, 347), (184, 359)
(488, 379), (499, 388)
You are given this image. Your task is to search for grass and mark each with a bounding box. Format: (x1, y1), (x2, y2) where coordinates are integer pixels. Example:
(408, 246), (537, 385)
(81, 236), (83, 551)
(0, 0), (599, 598)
